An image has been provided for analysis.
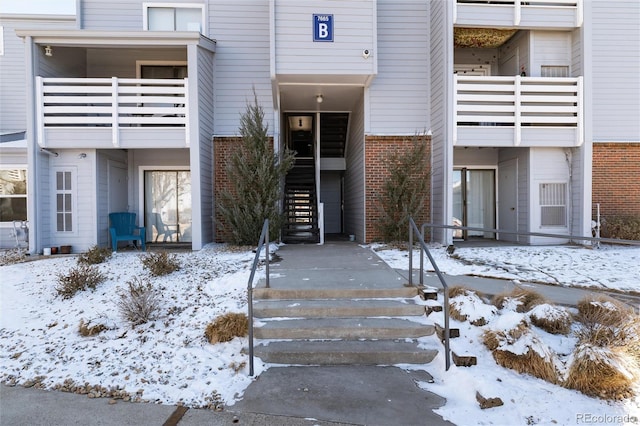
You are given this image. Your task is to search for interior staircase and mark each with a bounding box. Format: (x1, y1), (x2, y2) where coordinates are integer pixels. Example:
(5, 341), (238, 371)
(282, 158), (320, 244)
(253, 286), (439, 365)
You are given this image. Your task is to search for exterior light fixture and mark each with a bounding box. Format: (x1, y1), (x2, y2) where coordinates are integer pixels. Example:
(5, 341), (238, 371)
(316, 94), (323, 104)
(44, 46), (53, 57)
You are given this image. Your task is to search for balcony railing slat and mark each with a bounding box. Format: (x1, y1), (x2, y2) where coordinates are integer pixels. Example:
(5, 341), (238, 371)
(38, 77), (188, 131)
(454, 75), (583, 146)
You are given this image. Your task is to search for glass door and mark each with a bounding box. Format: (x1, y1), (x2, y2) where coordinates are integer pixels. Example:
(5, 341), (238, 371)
(144, 171), (191, 243)
(453, 168), (496, 239)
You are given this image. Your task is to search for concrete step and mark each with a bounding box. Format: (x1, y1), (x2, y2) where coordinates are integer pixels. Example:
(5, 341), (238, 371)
(253, 298), (426, 318)
(254, 340), (438, 365)
(254, 286), (419, 300)
(254, 318), (434, 340)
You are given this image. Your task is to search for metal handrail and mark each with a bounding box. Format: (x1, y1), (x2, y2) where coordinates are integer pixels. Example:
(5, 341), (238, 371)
(419, 223), (640, 247)
(247, 219), (270, 376)
(408, 217), (451, 371)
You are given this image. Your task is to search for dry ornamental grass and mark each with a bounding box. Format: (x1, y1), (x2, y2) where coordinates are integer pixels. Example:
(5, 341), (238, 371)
(492, 288), (546, 313)
(529, 304), (573, 335)
(483, 322), (560, 384)
(205, 313), (249, 344)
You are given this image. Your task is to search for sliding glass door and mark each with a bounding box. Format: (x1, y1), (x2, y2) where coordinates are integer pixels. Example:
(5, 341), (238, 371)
(453, 168), (496, 239)
(144, 171), (191, 243)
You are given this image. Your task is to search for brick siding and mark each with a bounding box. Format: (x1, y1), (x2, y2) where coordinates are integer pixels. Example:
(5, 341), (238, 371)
(213, 136), (242, 242)
(592, 143), (640, 218)
(364, 135), (432, 242)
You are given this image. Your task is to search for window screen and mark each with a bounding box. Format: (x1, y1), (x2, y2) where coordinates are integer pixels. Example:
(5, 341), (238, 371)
(540, 183), (567, 227)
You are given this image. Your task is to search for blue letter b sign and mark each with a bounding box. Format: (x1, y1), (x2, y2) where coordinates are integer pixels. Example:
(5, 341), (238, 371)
(313, 14), (333, 42)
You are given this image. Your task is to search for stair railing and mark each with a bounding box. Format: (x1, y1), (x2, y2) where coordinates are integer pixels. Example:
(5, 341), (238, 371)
(408, 217), (451, 371)
(247, 219), (270, 376)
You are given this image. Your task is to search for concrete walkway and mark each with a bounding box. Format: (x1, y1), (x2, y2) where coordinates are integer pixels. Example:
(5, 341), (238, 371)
(3, 240), (633, 426)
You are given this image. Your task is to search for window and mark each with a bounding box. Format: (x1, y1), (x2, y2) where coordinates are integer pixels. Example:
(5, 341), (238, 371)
(0, 168), (27, 222)
(540, 183), (567, 227)
(0, 26), (4, 56)
(143, 3), (205, 32)
(55, 170), (74, 232)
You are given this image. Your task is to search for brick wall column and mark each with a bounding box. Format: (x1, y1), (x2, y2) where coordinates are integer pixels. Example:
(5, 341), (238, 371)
(364, 135), (431, 242)
(592, 142), (640, 218)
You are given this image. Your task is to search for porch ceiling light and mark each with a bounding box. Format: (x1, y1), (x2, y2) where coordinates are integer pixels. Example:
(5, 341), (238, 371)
(44, 45), (53, 57)
(316, 94), (323, 104)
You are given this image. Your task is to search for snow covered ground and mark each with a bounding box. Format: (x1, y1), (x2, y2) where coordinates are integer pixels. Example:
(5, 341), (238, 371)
(1, 242), (639, 425)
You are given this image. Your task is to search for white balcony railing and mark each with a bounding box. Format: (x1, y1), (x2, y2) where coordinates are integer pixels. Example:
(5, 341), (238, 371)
(36, 77), (189, 147)
(454, 75), (583, 147)
(455, 0), (582, 27)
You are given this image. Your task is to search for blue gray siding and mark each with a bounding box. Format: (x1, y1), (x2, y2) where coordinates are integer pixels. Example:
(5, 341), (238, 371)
(591, 0), (640, 142)
(211, 1), (272, 136)
(369, 0), (429, 135)
(344, 92), (365, 241)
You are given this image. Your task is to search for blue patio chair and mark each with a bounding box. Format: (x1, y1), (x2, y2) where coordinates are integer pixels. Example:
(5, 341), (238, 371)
(109, 212), (146, 252)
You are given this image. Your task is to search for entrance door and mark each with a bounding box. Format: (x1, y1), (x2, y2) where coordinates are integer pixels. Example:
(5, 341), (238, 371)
(498, 159), (518, 242)
(108, 162), (128, 213)
(144, 171), (191, 243)
(321, 171), (342, 234)
(453, 168), (496, 239)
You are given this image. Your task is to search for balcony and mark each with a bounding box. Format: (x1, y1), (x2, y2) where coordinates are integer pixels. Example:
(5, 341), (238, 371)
(454, 0), (583, 28)
(36, 77), (189, 149)
(453, 75), (583, 147)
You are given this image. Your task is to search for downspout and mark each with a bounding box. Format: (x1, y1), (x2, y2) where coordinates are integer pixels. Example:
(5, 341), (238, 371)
(25, 36), (38, 255)
(564, 148), (574, 243)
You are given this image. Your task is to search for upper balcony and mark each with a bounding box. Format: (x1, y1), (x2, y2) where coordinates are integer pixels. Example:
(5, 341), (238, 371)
(453, 75), (583, 147)
(36, 77), (189, 149)
(454, 0), (583, 29)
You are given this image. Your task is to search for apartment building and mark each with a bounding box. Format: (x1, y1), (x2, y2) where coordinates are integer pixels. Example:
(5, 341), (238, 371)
(0, 0), (638, 253)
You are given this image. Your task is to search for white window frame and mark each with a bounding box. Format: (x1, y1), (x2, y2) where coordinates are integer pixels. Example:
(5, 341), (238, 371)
(539, 182), (568, 228)
(143, 3), (207, 33)
(0, 166), (27, 224)
(53, 168), (77, 234)
(135, 60), (188, 79)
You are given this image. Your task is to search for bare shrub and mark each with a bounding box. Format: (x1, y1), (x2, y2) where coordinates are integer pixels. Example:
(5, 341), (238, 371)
(448, 286), (496, 326)
(141, 251), (180, 277)
(529, 304), (573, 335)
(0, 249), (27, 266)
(492, 289), (546, 313)
(78, 318), (107, 337)
(483, 322), (559, 384)
(117, 277), (161, 327)
(564, 344), (638, 400)
(600, 215), (640, 241)
(78, 245), (112, 265)
(205, 313), (248, 344)
(56, 265), (106, 299)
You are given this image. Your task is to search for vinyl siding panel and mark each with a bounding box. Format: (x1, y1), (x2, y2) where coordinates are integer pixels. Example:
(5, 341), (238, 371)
(81, 0), (143, 30)
(0, 17), (75, 131)
(344, 92), (365, 241)
(531, 31), (571, 77)
(591, 0), (640, 142)
(197, 46), (215, 244)
(368, 0), (429, 134)
(429, 0), (451, 243)
(273, 0), (375, 75)
(210, 1), (272, 135)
